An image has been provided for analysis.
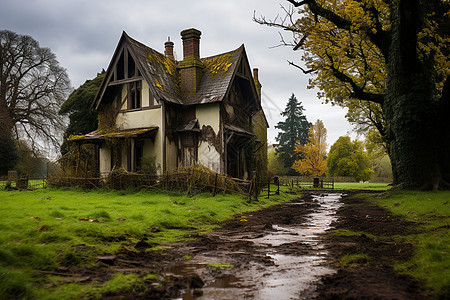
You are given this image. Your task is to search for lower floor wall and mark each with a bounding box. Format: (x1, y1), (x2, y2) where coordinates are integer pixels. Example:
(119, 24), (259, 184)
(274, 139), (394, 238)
(197, 141), (221, 173)
(96, 134), (262, 180)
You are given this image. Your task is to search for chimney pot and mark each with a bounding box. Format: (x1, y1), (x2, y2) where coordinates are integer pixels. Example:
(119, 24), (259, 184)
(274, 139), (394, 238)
(253, 68), (262, 101)
(181, 28), (201, 59)
(164, 37), (174, 59)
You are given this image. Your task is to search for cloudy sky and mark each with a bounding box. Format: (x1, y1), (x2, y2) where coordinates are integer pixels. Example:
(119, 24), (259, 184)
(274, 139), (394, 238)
(1, 0), (355, 148)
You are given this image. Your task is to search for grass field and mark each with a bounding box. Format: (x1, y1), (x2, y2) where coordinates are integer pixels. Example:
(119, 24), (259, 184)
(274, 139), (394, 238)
(370, 190), (450, 296)
(0, 187), (298, 299)
(333, 182), (390, 190)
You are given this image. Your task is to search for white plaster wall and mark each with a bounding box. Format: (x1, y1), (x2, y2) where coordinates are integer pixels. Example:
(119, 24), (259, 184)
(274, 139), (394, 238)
(116, 108), (162, 130)
(198, 141), (221, 173)
(99, 145), (111, 177)
(196, 103), (221, 173)
(196, 103), (220, 134)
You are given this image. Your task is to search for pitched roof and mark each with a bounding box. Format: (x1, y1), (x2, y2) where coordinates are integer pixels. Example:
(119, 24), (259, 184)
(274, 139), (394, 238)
(94, 32), (250, 108)
(184, 46), (243, 105)
(125, 34), (183, 105)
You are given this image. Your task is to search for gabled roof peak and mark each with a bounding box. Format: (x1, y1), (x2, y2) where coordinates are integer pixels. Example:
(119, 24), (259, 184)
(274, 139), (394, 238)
(94, 30), (257, 108)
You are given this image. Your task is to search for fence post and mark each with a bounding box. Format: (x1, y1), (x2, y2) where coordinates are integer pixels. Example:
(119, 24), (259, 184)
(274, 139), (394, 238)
(275, 176), (280, 195)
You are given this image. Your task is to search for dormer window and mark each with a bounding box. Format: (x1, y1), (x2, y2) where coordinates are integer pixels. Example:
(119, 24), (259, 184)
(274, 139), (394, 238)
(128, 81), (141, 109)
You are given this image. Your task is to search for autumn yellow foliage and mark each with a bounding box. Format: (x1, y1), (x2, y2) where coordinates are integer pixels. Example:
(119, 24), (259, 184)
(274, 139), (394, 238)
(292, 119), (328, 176)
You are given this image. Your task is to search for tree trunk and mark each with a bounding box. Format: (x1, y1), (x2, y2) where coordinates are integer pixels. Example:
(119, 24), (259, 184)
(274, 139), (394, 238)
(384, 0), (449, 190)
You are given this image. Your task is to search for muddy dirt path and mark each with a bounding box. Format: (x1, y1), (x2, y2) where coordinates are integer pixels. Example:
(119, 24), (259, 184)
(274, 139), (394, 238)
(101, 191), (425, 299)
(167, 192), (343, 299)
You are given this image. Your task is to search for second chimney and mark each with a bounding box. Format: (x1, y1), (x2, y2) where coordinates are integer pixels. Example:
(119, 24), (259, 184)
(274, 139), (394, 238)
(253, 68), (262, 102)
(164, 37), (174, 59)
(180, 28), (203, 96)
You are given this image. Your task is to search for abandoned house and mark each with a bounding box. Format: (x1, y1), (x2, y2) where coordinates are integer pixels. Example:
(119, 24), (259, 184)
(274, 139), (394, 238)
(70, 28), (268, 179)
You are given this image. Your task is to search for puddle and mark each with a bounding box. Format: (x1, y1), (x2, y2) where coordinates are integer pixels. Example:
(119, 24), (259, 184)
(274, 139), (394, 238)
(170, 193), (343, 299)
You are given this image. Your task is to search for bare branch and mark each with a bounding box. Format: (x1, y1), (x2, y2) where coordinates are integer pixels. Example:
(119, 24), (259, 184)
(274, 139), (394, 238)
(287, 61), (315, 74)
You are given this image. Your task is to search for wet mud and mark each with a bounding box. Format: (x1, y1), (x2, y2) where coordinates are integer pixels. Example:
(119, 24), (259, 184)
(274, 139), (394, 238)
(93, 191), (426, 299)
(168, 193), (342, 299)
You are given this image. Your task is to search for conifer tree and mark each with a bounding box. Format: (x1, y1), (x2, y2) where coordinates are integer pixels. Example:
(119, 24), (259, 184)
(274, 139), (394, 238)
(275, 93), (310, 174)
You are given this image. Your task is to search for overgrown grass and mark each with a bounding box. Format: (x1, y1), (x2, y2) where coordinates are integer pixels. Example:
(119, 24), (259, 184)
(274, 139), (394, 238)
(370, 190), (450, 296)
(0, 187), (297, 299)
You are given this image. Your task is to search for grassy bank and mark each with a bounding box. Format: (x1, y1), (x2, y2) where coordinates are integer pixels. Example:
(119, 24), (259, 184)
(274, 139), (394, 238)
(371, 190), (450, 296)
(0, 187), (297, 299)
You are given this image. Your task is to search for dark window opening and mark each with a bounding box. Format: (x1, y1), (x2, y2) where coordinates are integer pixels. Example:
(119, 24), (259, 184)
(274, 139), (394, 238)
(128, 52), (136, 78)
(128, 81), (141, 109)
(117, 51), (125, 80)
(135, 142), (144, 171)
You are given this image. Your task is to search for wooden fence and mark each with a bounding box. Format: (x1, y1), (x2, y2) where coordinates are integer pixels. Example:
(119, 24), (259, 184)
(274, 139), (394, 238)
(44, 166), (260, 201)
(278, 176), (334, 190)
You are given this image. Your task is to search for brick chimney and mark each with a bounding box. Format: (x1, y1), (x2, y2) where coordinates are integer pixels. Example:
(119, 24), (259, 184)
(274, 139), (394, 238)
(180, 28), (203, 96)
(253, 68), (262, 102)
(164, 37), (174, 59)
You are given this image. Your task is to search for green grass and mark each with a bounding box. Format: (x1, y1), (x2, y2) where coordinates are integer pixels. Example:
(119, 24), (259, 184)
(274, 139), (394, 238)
(369, 190), (450, 296)
(0, 187), (297, 299)
(339, 253), (370, 267)
(333, 182), (390, 190)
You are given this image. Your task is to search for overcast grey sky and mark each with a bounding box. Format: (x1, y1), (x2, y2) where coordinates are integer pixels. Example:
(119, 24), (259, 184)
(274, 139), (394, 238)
(1, 0), (355, 148)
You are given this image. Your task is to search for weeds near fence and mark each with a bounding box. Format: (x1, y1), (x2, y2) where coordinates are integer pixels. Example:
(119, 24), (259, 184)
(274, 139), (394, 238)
(45, 164), (260, 201)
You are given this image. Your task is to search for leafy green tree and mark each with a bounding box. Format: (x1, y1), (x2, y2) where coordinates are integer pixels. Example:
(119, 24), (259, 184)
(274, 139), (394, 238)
(14, 140), (47, 177)
(275, 93), (310, 175)
(327, 136), (373, 181)
(59, 71), (105, 154)
(257, 0), (450, 189)
(268, 145), (290, 175)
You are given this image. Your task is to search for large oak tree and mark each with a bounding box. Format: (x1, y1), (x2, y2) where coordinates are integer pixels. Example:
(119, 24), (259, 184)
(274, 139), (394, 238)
(257, 0), (449, 189)
(0, 30), (71, 172)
